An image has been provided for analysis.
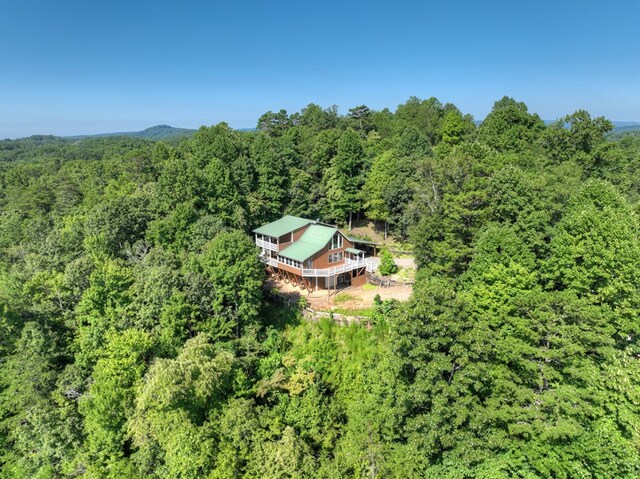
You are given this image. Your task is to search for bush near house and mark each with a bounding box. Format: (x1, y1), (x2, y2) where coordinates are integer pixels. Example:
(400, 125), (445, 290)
(378, 250), (398, 276)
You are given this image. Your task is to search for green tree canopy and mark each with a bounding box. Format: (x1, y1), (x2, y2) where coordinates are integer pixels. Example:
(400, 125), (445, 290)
(199, 231), (263, 339)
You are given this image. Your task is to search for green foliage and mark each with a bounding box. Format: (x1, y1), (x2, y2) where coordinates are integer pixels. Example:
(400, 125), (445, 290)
(543, 110), (614, 166)
(378, 250), (398, 276)
(545, 180), (640, 340)
(324, 128), (367, 228)
(439, 108), (476, 147)
(362, 150), (395, 224)
(0, 320), (84, 478)
(249, 134), (289, 225)
(130, 334), (235, 478)
(479, 96), (545, 152)
(395, 96), (445, 145)
(199, 230), (264, 339)
(257, 109), (293, 137)
(79, 329), (155, 476)
(1, 99), (640, 478)
(393, 251), (640, 477)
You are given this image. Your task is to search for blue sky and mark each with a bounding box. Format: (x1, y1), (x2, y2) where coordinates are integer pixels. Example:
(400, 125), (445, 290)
(1, 0), (639, 138)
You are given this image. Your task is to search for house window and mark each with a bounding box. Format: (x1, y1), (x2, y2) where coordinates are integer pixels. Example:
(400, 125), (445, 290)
(331, 234), (343, 250)
(328, 252), (343, 264)
(278, 256), (300, 269)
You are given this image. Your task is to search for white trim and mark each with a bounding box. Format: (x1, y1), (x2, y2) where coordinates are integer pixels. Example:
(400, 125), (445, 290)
(258, 253), (375, 277)
(330, 233), (344, 250)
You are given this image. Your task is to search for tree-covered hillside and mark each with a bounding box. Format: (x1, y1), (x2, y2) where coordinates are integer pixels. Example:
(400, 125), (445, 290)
(64, 125), (197, 141)
(1, 97), (639, 478)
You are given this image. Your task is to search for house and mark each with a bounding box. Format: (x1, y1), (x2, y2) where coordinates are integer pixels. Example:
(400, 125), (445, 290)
(253, 215), (377, 292)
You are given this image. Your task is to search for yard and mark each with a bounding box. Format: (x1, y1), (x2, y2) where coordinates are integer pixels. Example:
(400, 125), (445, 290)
(267, 277), (413, 313)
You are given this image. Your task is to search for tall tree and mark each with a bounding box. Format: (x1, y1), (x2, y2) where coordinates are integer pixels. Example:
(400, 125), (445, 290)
(478, 96), (544, 152)
(298, 103), (339, 132)
(395, 96), (445, 145)
(543, 110), (614, 171)
(325, 128), (366, 229)
(130, 334), (235, 479)
(362, 151), (396, 238)
(545, 179), (640, 342)
(348, 105), (372, 132)
(79, 329), (155, 477)
(0, 322), (65, 478)
(439, 108), (476, 147)
(248, 134), (288, 226)
(199, 231), (263, 339)
(257, 110), (293, 137)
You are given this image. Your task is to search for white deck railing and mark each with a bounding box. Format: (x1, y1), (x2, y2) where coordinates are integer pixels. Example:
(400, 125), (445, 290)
(302, 258), (376, 277)
(356, 257), (377, 273)
(260, 255), (376, 276)
(256, 238), (278, 252)
(260, 256), (278, 267)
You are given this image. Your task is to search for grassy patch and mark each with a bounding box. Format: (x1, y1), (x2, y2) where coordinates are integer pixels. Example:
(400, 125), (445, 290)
(384, 242), (414, 253)
(362, 283), (378, 291)
(334, 292), (358, 303)
(392, 267), (416, 282)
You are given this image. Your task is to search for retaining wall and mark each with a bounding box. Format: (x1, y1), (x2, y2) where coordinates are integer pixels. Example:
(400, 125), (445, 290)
(366, 272), (414, 287)
(265, 289), (371, 326)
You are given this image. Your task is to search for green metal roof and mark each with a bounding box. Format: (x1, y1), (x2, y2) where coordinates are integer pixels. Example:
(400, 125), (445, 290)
(252, 215), (313, 238)
(346, 235), (377, 245)
(345, 247), (364, 254)
(278, 224), (337, 262)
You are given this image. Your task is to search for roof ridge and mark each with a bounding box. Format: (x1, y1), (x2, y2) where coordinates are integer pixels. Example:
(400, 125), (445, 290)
(277, 223), (338, 262)
(252, 215), (314, 237)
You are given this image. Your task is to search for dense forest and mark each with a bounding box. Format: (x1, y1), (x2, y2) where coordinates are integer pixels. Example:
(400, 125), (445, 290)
(1, 96), (640, 478)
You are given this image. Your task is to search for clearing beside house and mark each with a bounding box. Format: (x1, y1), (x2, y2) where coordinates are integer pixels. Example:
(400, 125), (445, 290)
(267, 278), (413, 312)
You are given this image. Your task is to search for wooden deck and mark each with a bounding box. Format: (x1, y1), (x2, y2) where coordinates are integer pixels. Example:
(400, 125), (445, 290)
(259, 255), (376, 277)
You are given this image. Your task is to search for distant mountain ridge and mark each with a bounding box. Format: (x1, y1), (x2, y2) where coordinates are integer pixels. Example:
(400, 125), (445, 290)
(13, 121), (640, 142)
(64, 124), (197, 141)
(607, 125), (640, 139)
(470, 119), (640, 137)
(609, 124), (640, 133)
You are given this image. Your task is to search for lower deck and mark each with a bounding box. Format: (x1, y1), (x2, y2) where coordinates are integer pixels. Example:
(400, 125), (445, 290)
(265, 263), (367, 292)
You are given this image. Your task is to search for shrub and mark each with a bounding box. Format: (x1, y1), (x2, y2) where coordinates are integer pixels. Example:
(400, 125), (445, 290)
(298, 296), (308, 309)
(378, 250), (398, 276)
